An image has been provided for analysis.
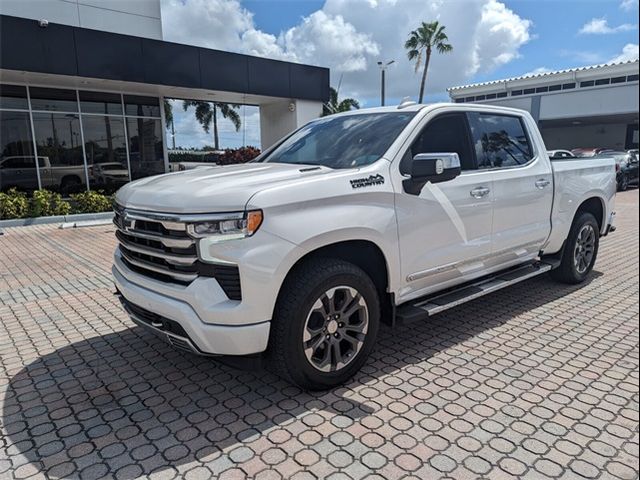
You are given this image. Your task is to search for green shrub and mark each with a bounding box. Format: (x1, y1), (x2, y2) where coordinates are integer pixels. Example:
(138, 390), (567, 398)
(70, 190), (112, 214)
(29, 189), (71, 217)
(0, 188), (29, 220)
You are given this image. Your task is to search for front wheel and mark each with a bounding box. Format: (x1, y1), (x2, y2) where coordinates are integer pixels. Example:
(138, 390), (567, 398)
(268, 258), (380, 390)
(550, 212), (600, 284)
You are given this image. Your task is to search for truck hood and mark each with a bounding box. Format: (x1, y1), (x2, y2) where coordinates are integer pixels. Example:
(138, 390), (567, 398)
(115, 162), (331, 213)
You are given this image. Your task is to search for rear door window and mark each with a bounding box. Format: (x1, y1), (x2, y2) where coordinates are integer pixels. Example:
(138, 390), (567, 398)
(468, 113), (534, 169)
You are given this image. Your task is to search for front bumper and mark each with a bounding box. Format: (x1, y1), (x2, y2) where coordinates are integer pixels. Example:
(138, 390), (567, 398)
(113, 265), (270, 355)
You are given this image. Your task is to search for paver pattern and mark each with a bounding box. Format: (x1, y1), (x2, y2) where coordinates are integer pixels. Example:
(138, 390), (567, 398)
(0, 190), (638, 480)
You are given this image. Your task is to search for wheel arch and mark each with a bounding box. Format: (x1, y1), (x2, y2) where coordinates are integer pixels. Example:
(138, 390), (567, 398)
(274, 239), (395, 326)
(576, 196), (606, 233)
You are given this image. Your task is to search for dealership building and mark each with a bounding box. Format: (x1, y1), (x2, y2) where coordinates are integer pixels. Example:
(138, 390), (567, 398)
(448, 60), (639, 151)
(0, 0), (328, 194)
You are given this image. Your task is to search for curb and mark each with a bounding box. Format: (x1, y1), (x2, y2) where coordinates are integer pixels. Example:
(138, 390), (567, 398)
(0, 212), (114, 229)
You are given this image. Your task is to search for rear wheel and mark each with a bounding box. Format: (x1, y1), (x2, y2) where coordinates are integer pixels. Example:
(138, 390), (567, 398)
(550, 212), (600, 284)
(269, 258), (380, 390)
(618, 173), (629, 192)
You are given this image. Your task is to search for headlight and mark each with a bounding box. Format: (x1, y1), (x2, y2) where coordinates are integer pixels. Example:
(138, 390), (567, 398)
(186, 210), (263, 242)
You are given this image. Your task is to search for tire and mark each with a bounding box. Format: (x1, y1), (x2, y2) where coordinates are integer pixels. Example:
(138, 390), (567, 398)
(61, 175), (82, 194)
(550, 212), (600, 284)
(268, 258), (380, 390)
(618, 173), (629, 192)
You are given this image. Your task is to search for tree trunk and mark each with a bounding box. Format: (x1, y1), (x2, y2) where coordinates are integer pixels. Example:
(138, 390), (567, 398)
(418, 48), (432, 104)
(213, 104), (219, 150)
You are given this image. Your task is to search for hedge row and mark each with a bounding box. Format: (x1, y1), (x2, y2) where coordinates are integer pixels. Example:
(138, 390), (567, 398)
(168, 146), (261, 166)
(0, 189), (113, 220)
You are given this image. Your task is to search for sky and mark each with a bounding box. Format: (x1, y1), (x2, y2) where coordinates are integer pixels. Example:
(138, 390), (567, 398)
(161, 0), (640, 150)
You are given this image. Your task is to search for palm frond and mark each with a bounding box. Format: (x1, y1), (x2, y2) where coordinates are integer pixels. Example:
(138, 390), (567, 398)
(413, 50), (422, 73)
(337, 98), (360, 112)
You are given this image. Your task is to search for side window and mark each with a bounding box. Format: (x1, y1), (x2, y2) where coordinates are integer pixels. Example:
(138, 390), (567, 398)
(468, 113), (534, 169)
(401, 113), (476, 174)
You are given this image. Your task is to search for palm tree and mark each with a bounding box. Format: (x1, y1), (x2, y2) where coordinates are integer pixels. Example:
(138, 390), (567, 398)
(405, 21), (453, 104)
(322, 87), (360, 116)
(163, 100), (176, 149)
(163, 99), (173, 129)
(182, 101), (242, 150)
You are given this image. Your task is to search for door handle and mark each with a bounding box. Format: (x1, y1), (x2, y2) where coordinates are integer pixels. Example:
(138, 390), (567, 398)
(470, 186), (490, 198)
(535, 178), (551, 189)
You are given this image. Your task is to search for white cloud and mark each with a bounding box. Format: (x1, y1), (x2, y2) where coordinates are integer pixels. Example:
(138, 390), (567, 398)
(472, 0), (532, 73)
(522, 67), (553, 76)
(279, 11), (380, 73)
(161, 0), (533, 103)
(609, 43), (640, 63)
(620, 0), (638, 11)
(161, 0), (253, 51)
(579, 18), (637, 35)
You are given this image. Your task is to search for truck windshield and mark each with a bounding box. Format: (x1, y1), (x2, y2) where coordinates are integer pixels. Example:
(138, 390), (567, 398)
(260, 112), (416, 169)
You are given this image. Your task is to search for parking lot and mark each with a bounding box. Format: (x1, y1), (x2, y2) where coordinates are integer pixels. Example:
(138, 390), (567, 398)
(0, 190), (638, 480)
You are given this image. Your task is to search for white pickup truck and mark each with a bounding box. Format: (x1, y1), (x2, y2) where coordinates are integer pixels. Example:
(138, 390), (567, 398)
(113, 103), (616, 390)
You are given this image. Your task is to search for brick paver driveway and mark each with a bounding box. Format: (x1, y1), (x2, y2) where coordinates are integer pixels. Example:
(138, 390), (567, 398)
(1, 191), (638, 480)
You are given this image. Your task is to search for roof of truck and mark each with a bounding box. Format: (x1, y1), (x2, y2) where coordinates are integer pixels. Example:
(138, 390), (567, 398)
(329, 102), (531, 116)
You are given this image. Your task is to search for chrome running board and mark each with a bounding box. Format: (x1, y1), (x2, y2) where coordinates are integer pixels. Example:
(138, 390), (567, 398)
(396, 261), (555, 324)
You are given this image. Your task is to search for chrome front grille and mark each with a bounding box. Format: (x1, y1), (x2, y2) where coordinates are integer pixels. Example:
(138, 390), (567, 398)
(114, 206), (199, 285)
(113, 205), (243, 300)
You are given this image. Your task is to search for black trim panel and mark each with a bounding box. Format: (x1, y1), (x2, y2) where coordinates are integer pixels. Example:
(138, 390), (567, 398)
(0, 14), (329, 102)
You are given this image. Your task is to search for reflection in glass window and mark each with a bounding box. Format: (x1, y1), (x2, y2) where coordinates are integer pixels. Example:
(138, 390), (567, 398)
(469, 113), (534, 169)
(262, 113), (415, 169)
(32, 112), (86, 194)
(127, 118), (165, 180)
(0, 111), (38, 192)
(124, 95), (161, 118)
(79, 91), (123, 115)
(82, 116), (129, 193)
(408, 113), (475, 172)
(29, 87), (79, 112)
(0, 84), (29, 110)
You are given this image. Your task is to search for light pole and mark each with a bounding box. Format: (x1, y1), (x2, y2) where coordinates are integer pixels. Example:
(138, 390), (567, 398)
(377, 60), (395, 106)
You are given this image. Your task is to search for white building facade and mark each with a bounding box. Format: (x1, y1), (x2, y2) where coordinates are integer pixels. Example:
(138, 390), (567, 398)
(0, 0), (163, 39)
(0, 0), (327, 195)
(448, 61), (639, 151)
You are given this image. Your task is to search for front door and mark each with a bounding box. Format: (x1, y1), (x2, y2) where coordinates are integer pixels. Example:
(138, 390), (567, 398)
(394, 111), (494, 302)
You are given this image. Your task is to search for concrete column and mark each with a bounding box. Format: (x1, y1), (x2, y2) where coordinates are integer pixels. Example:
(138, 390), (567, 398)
(259, 99), (323, 149)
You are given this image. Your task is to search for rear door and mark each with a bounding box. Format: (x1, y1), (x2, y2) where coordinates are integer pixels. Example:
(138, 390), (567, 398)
(467, 112), (553, 265)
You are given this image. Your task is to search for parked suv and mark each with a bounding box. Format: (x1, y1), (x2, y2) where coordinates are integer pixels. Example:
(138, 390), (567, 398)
(595, 151), (639, 191)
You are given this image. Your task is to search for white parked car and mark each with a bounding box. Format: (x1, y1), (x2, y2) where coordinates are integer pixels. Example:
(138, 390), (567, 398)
(91, 162), (129, 185)
(113, 103), (616, 389)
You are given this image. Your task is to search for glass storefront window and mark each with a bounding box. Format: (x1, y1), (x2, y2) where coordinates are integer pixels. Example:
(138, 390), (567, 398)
(82, 115), (129, 194)
(127, 117), (165, 180)
(0, 84), (29, 110)
(1, 86), (166, 194)
(0, 111), (38, 192)
(80, 91), (123, 115)
(124, 95), (161, 117)
(30, 87), (79, 113)
(32, 112), (86, 194)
